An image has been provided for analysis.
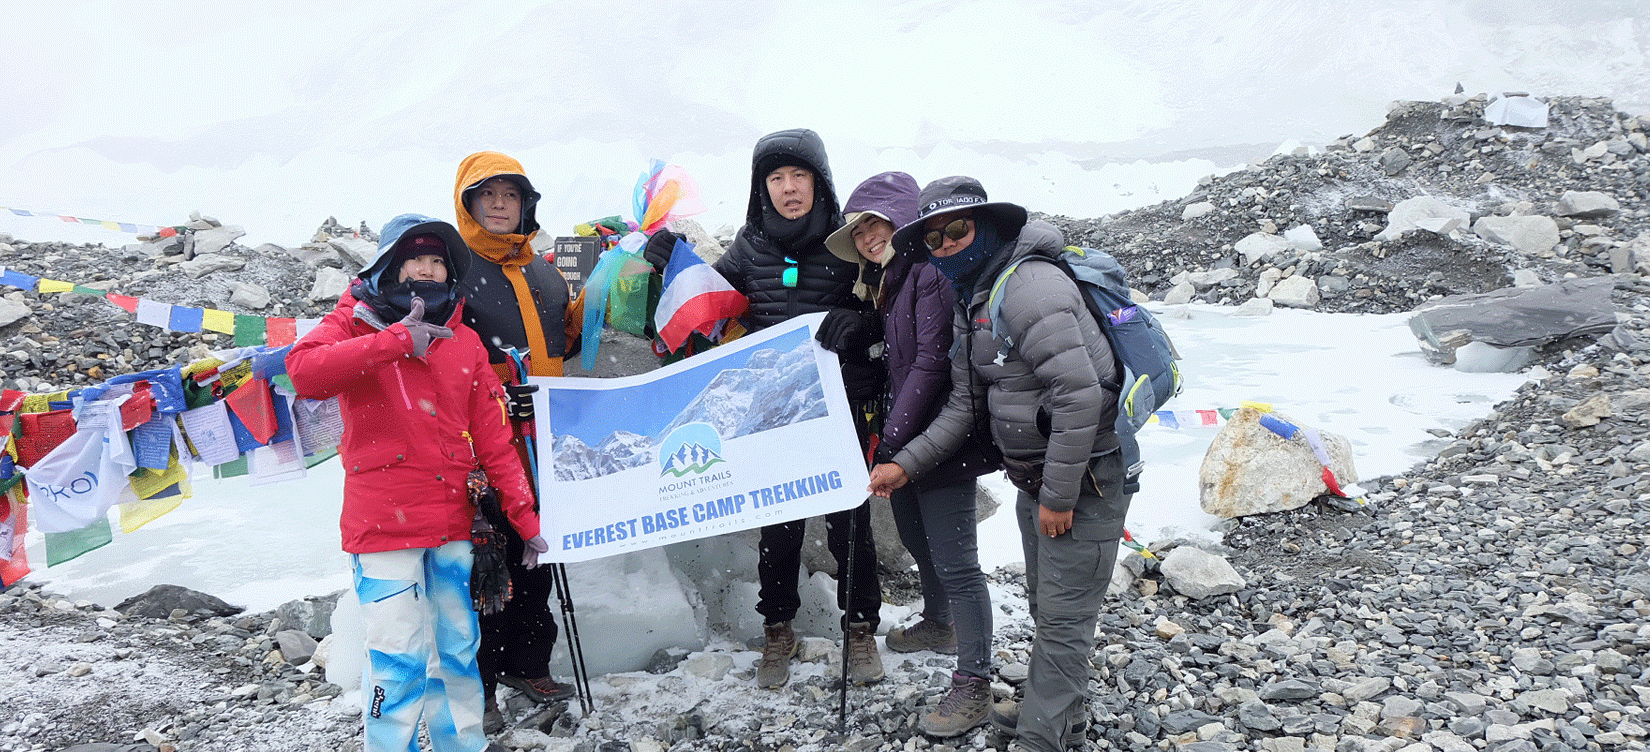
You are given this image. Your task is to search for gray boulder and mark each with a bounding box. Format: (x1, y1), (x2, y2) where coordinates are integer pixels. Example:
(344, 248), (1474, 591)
(275, 591), (342, 639)
(228, 281), (271, 309)
(1408, 278), (1617, 365)
(1159, 547), (1246, 599)
(1375, 197), (1471, 242)
(275, 629), (319, 665)
(1200, 408), (1357, 518)
(1378, 147), (1411, 175)
(179, 253), (246, 279)
(1472, 214), (1559, 254)
(308, 267), (353, 303)
(0, 298), (30, 327)
(114, 584), (242, 619)
(1267, 275), (1320, 308)
(329, 236), (377, 267)
(1181, 201), (1216, 220)
(192, 225), (245, 257)
(1556, 190), (1620, 218)
(1235, 232), (1289, 265)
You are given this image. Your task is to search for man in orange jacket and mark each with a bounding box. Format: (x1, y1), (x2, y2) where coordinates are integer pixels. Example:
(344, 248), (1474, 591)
(452, 152), (586, 730)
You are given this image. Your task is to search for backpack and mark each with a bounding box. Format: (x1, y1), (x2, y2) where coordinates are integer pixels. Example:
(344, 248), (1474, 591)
(986, 245), (1182, 492)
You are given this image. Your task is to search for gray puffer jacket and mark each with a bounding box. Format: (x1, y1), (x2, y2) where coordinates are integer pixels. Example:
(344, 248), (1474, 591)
(892, 220), (1119, 513)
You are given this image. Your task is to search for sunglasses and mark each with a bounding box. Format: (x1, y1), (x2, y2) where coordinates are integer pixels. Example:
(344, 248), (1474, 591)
(782, 256), (799, 288)
(923, 217), (973, 251)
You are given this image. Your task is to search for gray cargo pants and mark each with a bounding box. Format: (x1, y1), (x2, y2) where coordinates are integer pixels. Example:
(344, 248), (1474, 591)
(1013, 451), (1131, 752)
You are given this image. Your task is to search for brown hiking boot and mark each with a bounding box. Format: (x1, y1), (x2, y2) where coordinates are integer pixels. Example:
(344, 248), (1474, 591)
(885, 616), (958, 654)
(989, 699), (1089, 744)
(498, 674), (575, 704)
(756, 621), (797, 689)
(920, 671), (992, 737)
(846, 622), (885, 683)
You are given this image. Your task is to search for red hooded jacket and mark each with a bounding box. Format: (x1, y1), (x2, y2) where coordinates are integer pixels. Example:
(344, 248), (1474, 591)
(287, 290), (541, 554)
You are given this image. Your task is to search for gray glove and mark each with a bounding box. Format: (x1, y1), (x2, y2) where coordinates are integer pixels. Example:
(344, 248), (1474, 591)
(522, 534), (550, 569)
(399, 297), (453, 358)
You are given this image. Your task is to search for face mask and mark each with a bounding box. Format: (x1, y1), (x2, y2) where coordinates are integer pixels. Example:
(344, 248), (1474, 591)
(379, 279), (454, 322)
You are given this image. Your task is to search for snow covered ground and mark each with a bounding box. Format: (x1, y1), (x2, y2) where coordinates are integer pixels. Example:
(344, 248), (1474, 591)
(21, 302), (1533, 677)
(4, 0), (1637, 677)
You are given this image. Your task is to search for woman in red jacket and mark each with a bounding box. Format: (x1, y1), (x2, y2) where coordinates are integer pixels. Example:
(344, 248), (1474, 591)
(288, 213), (546, 752)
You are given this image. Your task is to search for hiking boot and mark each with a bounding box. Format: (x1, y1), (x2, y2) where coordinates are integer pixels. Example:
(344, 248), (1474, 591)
(483, 694), (504, 734)
(989, 700), (1088, 744)
(498, 674), (575, 704)
(919, 672), (991, 737)
(846, 621), (885, 683)
(756, 621), (797, 689)
(885, 616), (958, 654)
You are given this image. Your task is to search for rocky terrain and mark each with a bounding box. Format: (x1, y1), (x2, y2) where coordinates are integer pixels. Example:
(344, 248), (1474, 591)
(3, 92), (1650, 752)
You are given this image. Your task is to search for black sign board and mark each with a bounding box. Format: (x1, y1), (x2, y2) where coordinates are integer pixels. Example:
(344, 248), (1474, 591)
(551, 236), (600, 295)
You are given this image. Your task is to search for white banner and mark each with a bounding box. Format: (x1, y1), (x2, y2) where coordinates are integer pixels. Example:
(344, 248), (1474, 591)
(531, 313), (869, 563)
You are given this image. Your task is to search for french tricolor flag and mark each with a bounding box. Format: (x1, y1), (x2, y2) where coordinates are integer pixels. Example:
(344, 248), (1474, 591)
(654, 237), (747, 352)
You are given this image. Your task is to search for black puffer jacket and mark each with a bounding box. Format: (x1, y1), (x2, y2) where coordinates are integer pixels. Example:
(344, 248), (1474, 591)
(713, 129), (857, 331)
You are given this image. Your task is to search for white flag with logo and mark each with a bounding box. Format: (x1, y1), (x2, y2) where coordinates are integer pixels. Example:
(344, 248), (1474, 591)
(23, 401), (139, 533)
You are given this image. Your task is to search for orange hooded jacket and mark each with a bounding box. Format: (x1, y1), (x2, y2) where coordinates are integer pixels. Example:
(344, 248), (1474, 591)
(453, 151), (586, 380)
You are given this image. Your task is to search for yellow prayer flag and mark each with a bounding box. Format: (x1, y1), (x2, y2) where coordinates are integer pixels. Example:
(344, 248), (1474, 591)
(182, 357), (227, 379)
(128, 458), (191, 500)
(36, 279), (74, 293)
(119, 494), (184, 532)
(202, 309), (236, 334)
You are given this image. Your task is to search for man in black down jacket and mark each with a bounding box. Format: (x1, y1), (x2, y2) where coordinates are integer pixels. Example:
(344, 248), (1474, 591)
(663, 128), (884, 688)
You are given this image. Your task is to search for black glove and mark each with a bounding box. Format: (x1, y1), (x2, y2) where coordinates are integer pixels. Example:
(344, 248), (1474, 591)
(815, 307), (881, 354)
(506, 383), (538, 422)
(840, 360), (887, 402)
(467, 476), (512, 615)
(399, 297), (453, 358)
(644, 230), (683, 271)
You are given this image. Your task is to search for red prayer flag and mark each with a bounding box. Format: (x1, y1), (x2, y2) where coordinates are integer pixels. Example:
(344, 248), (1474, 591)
(0, 495), (29, 587)
(119, 383), (155, 431)
(15, 409), (77, 467)
(105, 293), (139, 313)
(225, 378), (278, 445)
(266, 318), (298, 347)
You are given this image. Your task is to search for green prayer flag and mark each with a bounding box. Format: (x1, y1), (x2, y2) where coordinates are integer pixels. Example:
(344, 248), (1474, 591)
(213, 455), (249, 479)
(234, 315), (267, 347)
(46, 516), (113, 566)
(303, 447), (338, 469)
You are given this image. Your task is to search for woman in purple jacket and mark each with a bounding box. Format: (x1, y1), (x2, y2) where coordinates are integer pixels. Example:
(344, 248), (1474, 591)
(822, 172), (1001, 737)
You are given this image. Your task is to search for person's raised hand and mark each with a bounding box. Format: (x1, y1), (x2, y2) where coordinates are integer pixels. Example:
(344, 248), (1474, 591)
(398, 297), (453, 357)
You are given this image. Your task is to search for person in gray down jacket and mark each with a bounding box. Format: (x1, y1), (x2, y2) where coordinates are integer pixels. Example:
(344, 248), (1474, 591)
(867, 176), (1131, 752)
(822, 171), (1000, 737)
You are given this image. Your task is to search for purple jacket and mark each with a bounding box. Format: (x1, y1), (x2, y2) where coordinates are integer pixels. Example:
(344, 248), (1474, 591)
(879, 254), (1000, 489)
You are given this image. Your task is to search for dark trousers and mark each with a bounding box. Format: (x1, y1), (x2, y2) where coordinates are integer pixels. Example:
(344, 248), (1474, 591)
(477, 519), (558, 699)
(756, 500), (881, 629)
(890, 480), (992, 679)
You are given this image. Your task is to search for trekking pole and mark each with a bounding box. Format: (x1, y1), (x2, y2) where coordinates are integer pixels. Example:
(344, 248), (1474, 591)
(838, 500), (860, 733)
(503, 346), (594, 714)
(551, 562), (594, 715)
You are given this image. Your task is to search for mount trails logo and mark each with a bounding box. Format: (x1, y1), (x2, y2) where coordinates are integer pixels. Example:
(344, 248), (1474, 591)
(658, 422), (726, 478)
